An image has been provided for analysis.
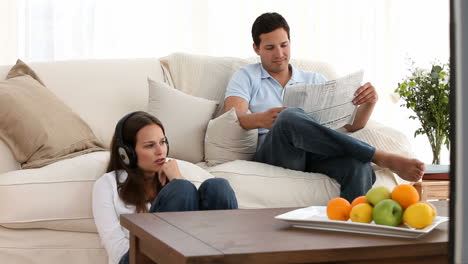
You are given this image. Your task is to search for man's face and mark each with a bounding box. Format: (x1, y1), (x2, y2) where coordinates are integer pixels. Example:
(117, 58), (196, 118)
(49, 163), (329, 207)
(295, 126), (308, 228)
(253, 27), (290, 75)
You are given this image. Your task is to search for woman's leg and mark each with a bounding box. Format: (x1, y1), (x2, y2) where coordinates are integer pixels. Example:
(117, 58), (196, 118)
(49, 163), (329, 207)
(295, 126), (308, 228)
(198, 178), (238, 210)
(150, 179), (199, 212)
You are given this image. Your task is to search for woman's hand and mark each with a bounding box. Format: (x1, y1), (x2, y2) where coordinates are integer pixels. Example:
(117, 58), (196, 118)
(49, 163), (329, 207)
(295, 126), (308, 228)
(158, 159), (184, 186)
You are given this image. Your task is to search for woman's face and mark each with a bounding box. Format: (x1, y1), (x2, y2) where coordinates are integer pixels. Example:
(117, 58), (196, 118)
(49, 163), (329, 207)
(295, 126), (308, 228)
(134, 124), (168, 178)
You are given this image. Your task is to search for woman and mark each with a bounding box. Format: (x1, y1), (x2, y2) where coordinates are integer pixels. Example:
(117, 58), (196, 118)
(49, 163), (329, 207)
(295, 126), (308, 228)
(92, 111), (238, 264)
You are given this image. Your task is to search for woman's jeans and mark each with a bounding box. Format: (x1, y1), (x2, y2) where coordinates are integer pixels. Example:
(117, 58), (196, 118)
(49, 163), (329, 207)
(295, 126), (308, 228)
(254, 108), (376, 202)
(119, 178), (237, 264)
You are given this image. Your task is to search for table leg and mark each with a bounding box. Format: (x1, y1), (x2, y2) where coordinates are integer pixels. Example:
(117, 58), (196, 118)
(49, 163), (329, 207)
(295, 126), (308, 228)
(130, 233), (155, 264)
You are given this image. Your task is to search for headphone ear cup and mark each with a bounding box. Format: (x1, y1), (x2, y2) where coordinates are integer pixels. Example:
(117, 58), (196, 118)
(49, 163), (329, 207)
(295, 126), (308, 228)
(118, 144), (137, 167)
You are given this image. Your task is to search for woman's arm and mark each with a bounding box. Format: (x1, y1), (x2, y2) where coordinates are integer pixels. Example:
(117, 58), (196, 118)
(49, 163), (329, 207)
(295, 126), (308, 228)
(92, 174), (129, 264)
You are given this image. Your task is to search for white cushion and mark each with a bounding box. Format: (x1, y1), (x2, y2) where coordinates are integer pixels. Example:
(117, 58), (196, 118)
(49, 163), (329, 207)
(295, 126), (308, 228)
(207, 160), (341, 208)
(0, 151), (108, 232)
(147, 78), (217, 163)
(204, 108), (258, 166)
(160, 52), (251, 117)
(0, 151), (214, 232)
(208, 160), (400, 209)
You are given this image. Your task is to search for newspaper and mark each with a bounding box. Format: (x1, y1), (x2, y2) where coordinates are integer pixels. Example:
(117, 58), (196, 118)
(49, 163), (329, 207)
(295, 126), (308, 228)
(283, 70), (364, 130)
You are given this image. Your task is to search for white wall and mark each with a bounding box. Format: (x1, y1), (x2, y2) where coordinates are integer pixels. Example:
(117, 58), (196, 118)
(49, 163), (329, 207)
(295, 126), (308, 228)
(0, 0), (17, 65)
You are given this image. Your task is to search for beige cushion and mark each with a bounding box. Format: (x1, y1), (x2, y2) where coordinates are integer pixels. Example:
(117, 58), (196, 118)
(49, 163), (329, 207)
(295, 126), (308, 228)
(0, 60), (105, 169)
(0, 151), (214, 232)
(147, 78), (217, 163)
(204, 108), (258, 166)
(160, 52), (251, 117)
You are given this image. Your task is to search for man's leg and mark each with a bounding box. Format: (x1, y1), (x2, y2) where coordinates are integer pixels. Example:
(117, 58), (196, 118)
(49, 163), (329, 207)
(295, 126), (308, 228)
(150, 179), (199, 212)
(254, 108), (376, 168)
(198, 178), (238, 210)
(306, 155), (376, 201)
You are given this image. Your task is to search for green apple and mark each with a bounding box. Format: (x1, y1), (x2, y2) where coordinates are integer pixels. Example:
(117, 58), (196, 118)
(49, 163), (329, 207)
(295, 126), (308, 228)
(365, 186), (391, 206)
(373, 199), (403, 226)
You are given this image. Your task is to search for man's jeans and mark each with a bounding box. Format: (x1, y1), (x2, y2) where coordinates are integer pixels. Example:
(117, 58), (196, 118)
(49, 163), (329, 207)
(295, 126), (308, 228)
(119, 178), (238, 264)
(254, 108), (376, 201)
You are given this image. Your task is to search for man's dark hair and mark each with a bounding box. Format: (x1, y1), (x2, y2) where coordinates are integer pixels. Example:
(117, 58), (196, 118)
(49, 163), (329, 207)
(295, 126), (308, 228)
(251, 12), (290, 46)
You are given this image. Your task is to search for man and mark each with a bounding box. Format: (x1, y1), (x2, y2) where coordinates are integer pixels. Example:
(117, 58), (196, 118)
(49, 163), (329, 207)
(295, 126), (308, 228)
(224, 12), (425, 201)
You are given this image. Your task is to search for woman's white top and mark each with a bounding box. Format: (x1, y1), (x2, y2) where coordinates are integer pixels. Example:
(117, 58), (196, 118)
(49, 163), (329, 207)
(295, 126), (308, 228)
(92, 170), (151, 264)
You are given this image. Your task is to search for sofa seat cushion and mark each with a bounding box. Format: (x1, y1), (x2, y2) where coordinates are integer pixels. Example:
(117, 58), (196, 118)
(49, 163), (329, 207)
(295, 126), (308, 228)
(0, 151), (214, 233)
(207, 160), (341, 208)
(0, 225), (107, 264)
(207, 160), (401, 209)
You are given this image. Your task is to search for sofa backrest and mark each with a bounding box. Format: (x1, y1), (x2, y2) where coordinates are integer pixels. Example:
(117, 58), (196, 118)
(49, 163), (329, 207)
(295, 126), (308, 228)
(0, 58), (165, 172)
(160, 53), (338, 117)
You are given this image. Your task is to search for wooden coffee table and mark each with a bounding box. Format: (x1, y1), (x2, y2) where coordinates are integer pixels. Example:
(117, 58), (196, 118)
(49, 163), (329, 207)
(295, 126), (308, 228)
(121, 201), (448, 264)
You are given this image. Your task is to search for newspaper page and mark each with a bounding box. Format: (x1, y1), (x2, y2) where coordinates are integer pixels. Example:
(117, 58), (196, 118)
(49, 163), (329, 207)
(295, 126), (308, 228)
(283, 70), (364, 130)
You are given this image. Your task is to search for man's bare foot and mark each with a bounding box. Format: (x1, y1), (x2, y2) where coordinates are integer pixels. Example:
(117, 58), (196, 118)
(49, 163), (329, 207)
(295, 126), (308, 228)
(372, 150), (425, 182)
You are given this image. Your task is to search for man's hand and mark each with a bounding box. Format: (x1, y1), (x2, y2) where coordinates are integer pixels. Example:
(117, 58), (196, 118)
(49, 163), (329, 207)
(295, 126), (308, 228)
(158, 159), (184, 186)
(352, 82), (378, 106)
(260, 107), (287, 129)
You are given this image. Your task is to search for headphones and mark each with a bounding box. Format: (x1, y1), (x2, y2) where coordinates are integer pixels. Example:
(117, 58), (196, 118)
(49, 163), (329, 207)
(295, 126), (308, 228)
(115, 111), (169, 168)
(115, 112), (138, 168)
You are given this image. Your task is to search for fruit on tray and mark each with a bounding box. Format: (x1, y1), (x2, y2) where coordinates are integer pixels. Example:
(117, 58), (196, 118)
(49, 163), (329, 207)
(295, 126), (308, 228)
(326, 197), (351, 221)
(326, 184), (437, 229)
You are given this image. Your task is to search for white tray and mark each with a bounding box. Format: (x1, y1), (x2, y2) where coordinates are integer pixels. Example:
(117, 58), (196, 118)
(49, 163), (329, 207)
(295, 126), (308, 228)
(275, 206), (448, 239)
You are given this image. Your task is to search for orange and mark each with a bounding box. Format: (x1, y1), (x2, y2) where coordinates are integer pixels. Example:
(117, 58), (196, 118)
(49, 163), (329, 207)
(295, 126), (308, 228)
(351, 196), (367, 208)
(326, 197), (351, 221)
(391, 184), (420, 209)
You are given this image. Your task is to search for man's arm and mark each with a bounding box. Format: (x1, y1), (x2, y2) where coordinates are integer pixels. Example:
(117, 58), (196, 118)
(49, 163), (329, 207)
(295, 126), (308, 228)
(224, 96), (286, 130)
(344, 82), (378, 132)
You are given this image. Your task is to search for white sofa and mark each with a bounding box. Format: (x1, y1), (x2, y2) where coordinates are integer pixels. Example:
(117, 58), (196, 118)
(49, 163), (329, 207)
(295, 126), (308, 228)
(0, 53), (413, 264)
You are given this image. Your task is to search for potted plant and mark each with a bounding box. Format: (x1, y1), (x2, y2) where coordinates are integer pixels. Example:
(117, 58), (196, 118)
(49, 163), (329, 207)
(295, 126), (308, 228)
(393, 61), (450, 165)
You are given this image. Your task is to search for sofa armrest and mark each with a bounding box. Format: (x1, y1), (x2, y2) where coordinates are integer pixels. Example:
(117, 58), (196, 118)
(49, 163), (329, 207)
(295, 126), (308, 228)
(347, 120), (414, 158)
(345, 120), (414, 185)
(0, 139), (20, 174)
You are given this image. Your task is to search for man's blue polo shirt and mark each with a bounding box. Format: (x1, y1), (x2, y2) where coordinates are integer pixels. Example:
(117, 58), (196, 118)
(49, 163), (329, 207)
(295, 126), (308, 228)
(225, 62), (327, 137)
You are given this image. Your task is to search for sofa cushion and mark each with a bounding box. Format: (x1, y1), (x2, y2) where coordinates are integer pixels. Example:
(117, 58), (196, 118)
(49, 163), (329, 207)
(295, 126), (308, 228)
(208, 160), (401, 209)
(207, 160), (341, 208)
(147, 78), (217, 163)
(0, 151), (214, 232)
(160, 52), (251, 117)
(204, 108), (258, 166)
(0, 60), (105, 169)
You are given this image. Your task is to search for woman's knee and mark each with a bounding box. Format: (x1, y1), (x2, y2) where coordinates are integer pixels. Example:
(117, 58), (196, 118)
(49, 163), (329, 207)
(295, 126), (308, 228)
(151, 179), (198, 212)
(199, 178), (238, 210)
(199, 178), (232, 195)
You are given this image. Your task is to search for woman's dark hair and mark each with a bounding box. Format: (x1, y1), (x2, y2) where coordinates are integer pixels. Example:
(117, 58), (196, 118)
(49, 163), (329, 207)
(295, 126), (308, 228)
(251, 12), (290, 46)
(107, 111), (166, 213)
